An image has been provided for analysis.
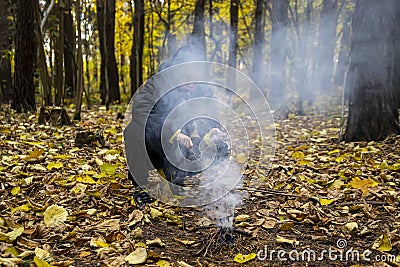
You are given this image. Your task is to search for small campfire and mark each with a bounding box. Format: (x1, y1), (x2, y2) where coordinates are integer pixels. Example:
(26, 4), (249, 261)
(217, 226), (235, 245)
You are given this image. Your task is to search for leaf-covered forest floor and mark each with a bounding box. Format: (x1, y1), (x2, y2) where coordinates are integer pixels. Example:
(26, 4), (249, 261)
(0, 104), (399, 267)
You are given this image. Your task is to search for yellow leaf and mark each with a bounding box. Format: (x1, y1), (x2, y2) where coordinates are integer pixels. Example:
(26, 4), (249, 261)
(390, 163), (400, 171)
(46, 162), (64, 170)
(327, 149), (341, 155)
(11, 204), (31, 214)
(35, 247), (53, 261)
(319, 198), (335, 206)
(54, 154), (72, 159)
(76, 175), (96, 184)
(11, 186), (20, 195)
(157, 260), (172, 267)
(100, 163), (118, 174)
(150, 207), (163, 219)
(291, 151), (304, 159)
(350, 177), (378, 189)
(6, 227), (24, 241)
(372, 234), (392, 252)
(125, 248), (147, 265)
(44, 205), (68, 226)
(235, 214), (251, 222)
(234, 253), (257, 264)
(96, 240), (110, 248)
(34, 256), (55, 267)
(24, 149), (44, 160)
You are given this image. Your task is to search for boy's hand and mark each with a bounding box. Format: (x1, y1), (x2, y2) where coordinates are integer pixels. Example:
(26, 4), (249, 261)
(209, 128), (227, 142)
(177, 133), (193, 148)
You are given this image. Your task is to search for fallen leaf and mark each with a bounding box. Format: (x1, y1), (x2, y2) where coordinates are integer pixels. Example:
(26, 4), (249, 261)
(234, 253), (257, 263)
(372, 234), (392, 252)
(157, 260), (172, 267)
(146, 238), (166, 247)
(125, 248), (147, 265)
(319, 198), (335, 206)
(276, 235), (299, 246)
(43, 205), (68, 227)
(34, 256), (55, 267)
(46, 162), (64, 170)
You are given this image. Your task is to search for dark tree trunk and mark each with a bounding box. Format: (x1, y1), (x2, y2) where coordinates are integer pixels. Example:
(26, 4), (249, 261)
(12, 0), (36, 112)
(228, 0), (238, 70)
(251, 0), (264, 97)
(0, 0), (12, 103)
(130, 0), (145, 97)
(191, 0), (206, 59)
(344, 0), (400, 141)
(96, 0), (106, 104)
(269, 0), (289, 107)
(315, 0), (339, 92)
(393, 1), (400, 108)
(226, 0), (239, 93)
(55, 0), (64, 106)
(74, 0), (84, 120)
(105, 0), (119, 106)
(64, 0), (76, 99)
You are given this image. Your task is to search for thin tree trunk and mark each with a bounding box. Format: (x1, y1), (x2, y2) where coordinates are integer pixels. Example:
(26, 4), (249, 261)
(105, 0), (120, 106)
(0, 0), (12, 103)
(84, 1), (92, 109)
(334, 10), (351, 86)
(270, 0), (289, 109)
(344, 0), (400, 141)
(96, 0), (106, 104)
(192, 0), (206, 59)
(55, 0), (64, 106)
(228, 0), (239, 70)
(34, 1), (53, 106)
(315, 0), (339, 92)
(12, 0), (36, 112)
(130, 0), (145, 97)
(251, 0), (264, 99)
(64, 0), (76, 99)
(227, 0), (239, 94)
(74, 1), (84, 120)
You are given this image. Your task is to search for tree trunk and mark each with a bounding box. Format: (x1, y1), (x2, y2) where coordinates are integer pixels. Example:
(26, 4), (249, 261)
(96, 0), (106, 104)
(344, 0), (400, 141)
(55, 0), (64, 106)
(74, 1), (84, 120)
(130, 0), (145, 97)
(251, 0), (264, 98)
(269, 0), (289, 108)
(0, 0), (12, 103)
(227, 0), (239, 92)
(334, 10), (351, 86)
(393, 0), (400, 108)
(64, 0), (76, 99)
(34, 1), (53, 106)
(105, 0), (120, 106)
(191, 0), (206, 59)
(228, 0), (238, 70)
(12, 0), (36, 112)
(315, 0), (339, 92)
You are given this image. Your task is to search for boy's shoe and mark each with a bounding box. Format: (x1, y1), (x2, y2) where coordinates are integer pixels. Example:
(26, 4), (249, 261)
(133, 187), (154, 208)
